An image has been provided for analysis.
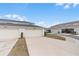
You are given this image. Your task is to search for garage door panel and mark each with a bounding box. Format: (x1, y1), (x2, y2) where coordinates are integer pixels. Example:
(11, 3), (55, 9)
(0, 29), (19, 39)
(0, 29), (43, 39)
(24, 30), (43, 37)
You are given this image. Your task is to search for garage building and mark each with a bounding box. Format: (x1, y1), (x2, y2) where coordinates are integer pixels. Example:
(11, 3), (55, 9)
(50, 20), (79, 35)
(0, 19), (44, 39)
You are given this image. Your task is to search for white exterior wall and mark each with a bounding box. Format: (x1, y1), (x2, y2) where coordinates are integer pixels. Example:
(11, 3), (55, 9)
(19, 29), (44, 37)
(25, 30), (44, 37)
(0, 28), (44, 39)
(74, 28), (79, 35)
(0, 29), (20, 39)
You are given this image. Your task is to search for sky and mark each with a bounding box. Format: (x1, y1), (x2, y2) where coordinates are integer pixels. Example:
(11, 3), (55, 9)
(0, 3), (79, 27)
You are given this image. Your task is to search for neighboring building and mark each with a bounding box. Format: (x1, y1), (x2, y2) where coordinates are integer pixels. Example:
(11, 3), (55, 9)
(0, 19), (44, 39)
(50, 20), (79, 35)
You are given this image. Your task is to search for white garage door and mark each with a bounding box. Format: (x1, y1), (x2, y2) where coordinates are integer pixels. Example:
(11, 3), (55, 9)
(0, 29), (19, 39)
(19, 29), (44, 37)
(24, 30), (44, 37)
(0, 29), (44, 39)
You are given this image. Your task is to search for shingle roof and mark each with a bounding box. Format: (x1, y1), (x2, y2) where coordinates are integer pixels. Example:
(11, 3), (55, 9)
(51, 20), (79, 29)
(0, 19), (43, 28)
(0, 19), (34, 25)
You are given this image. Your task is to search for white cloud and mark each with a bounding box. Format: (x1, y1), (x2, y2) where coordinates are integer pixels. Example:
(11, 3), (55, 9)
(55, 3), (64, 6)
(35, 21), (61, 28)
(72, 3), (78, 7)
(49, 22), (61, 27)
(35, 21), (50, 28)
(0, 14), (28, 21)
(0, 15), (3, 18)
(55, 3), (79, 9)
(64, 4), (71, 9)
(4, 14), (12, 18)
(12, 14), (19, 18)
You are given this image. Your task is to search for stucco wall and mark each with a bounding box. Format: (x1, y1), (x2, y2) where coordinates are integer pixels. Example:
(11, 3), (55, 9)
(74, 28), (79, 35)
(0, 29), (19, 39)
(0, 29), (44, 39)
(19, 29), (44, 37)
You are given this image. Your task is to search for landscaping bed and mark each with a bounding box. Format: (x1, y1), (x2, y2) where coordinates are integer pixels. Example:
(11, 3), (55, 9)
(45, 33), (66, 41)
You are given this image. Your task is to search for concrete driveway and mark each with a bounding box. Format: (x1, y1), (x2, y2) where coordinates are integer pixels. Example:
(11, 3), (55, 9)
(0, 36), (79, 56)
(0, 38), (18, 56)
(26, 36), (79, 56)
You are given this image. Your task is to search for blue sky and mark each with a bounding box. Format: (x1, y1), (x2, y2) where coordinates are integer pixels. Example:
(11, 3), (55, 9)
(0, 3), (79, 27)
